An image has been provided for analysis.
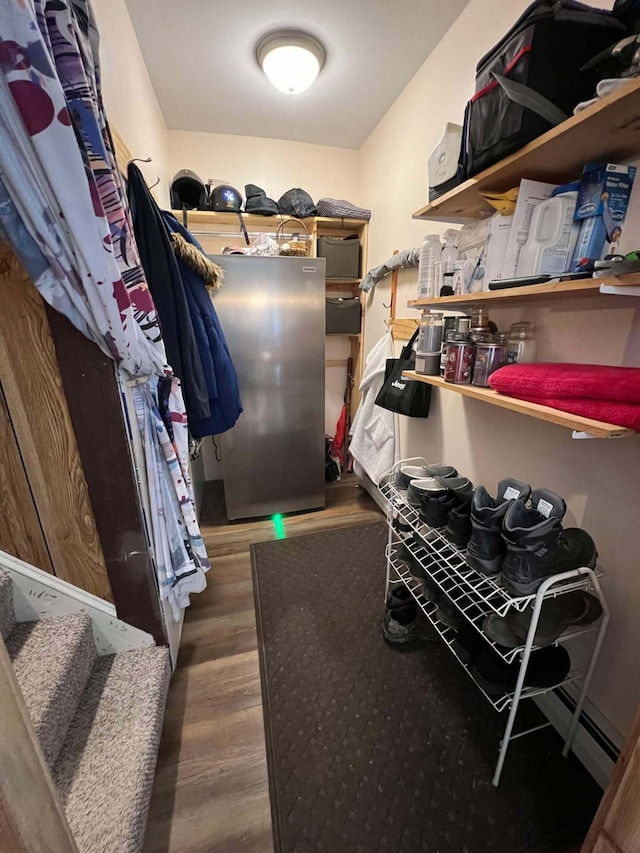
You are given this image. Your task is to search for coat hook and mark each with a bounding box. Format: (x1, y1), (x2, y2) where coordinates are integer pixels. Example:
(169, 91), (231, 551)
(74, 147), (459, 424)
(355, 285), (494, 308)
(130, 156), (152, 164)
(149, 176), (160, 189)
(382, 301), (391, 308)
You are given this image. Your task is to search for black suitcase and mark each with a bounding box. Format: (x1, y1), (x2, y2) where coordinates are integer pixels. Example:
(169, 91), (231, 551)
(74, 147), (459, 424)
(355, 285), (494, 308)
(465, 1), (626, 177)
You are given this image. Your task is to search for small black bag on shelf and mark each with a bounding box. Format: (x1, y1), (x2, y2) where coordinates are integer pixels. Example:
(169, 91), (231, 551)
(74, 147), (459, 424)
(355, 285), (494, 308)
(375, 328), (431, 418)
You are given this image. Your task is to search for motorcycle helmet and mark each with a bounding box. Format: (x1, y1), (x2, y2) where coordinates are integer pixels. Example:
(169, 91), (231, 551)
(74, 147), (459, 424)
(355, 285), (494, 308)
(211, 184), (243, 212)
(211, 184), (249, 245)
(170, 170), (207, 211)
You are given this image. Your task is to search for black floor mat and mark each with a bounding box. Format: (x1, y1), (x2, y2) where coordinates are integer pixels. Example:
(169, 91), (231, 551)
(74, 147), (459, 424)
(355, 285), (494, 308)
(251, 522), (602, 853)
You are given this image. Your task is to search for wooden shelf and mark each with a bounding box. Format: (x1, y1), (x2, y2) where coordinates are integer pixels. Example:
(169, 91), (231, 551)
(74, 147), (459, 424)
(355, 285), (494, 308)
(326, 333), (361, 338)
(413, 78), (640, 222)
(408, 274), (640, 309)
(402, 372), (635, 438)
(181, 210), (369, 230)
(326, 278), (362, 293)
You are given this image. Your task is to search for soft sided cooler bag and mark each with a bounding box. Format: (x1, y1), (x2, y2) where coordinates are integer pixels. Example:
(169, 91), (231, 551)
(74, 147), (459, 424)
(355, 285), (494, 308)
(466, 1), (626, 177)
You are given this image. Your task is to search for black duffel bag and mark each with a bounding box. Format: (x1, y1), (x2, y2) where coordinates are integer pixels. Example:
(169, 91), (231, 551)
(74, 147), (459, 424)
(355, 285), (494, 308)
(375, 328), (431, 418)
(464, 1), (626, 177)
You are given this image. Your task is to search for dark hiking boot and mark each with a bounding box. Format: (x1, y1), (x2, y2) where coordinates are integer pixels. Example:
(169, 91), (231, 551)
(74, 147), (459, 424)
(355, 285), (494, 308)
(444, 502), (472, 549)
(501, 489), (597, 596)
(382, 605), (418, 644)
(396, 537), (431, 579)
(386, 585), (414, 611)
(466, 478), (531, 576)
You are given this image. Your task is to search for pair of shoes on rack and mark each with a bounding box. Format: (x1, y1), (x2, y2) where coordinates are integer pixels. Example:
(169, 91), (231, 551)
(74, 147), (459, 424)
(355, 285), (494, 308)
(383, 586), (419, 644)
(395, 462), (458, 491)
(466, 480), (598, 596)
(453, 623), (572, 696)
(420, 578), (464, 630)
(395, 536), (434, 579)
(483, 591), (603, 648)
(395, 537), (462, 630)
(408, 476), (474, 530)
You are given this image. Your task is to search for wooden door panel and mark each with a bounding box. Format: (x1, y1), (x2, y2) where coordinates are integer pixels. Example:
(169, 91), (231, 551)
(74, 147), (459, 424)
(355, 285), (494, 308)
(583, 707), (640, 853)
(0, 244), (111, 600)
(0, 388), (53, 573)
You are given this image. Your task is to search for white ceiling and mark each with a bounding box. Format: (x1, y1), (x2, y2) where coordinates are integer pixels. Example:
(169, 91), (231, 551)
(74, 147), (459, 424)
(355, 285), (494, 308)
(124, 0), (470, 149)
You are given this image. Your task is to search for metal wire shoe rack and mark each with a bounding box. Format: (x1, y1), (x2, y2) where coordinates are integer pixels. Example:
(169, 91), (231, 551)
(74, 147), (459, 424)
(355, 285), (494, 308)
(379, 458), (610, 786)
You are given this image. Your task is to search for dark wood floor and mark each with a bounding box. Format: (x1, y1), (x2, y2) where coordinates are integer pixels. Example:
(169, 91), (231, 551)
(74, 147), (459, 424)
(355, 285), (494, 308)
(143, 477), (382, 852)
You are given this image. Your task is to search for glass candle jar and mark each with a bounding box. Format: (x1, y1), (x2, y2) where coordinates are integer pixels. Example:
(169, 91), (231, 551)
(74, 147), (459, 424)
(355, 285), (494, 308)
(444, 334), (475, 384)
(505, 322), (537, 364)
(471, 305), (491, 329)
(472, 342), (506, 387)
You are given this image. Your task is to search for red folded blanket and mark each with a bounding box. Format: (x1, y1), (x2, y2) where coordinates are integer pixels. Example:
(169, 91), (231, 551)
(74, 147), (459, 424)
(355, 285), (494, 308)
(489, 363), (640, 405)
(490, 393), (640, 429)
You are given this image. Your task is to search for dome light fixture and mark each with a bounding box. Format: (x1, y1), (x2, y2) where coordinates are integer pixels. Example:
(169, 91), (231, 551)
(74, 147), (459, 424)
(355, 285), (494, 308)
(256, 30), (325, 95)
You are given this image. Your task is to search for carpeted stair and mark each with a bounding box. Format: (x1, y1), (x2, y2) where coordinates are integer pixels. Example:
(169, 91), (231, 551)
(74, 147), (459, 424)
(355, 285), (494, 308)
(0, 567), (170, 852)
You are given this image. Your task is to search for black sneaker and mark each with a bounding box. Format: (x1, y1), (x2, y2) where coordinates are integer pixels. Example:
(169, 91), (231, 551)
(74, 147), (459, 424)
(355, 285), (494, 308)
(501, 489), (597, 596)
(386, 585), (414, 611)
(482, 613), (523, 649)
(421, 577), (441, 603)
(396, 539), (429, 579)
(507, 591), (603, 646)
(452, 622), (484, 665)
(420, 477), (473, 529)
(436, 594), (461, 630)
(471, 644), (571, 696)
(382, 605), (418, 644)
(444, 502), (472, 549)
(406, 477), (443, 508)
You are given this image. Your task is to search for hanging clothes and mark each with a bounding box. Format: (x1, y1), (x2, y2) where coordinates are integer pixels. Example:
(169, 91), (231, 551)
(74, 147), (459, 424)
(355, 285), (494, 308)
(132, 377), (209, 621)
(0, 1), (165, 376)
(0, 0), (210, 618)
(162, 211), (243, 437)
(349, 332), (399, 484)
(127, 162), (211, 422)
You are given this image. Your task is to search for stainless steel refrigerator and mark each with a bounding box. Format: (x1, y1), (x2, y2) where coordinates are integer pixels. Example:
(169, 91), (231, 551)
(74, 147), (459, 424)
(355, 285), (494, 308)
(210, 255), (326, 519)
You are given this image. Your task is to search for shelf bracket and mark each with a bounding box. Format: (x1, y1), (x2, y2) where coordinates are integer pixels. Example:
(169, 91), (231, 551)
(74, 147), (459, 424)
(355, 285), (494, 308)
(598, 283), (640, 297)
(571, 430), (626, 440)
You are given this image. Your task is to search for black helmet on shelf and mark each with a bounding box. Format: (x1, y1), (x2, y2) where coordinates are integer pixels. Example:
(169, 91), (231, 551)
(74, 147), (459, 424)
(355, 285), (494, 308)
(170, 170), (207, 211)
(277, 187), (317, 218)
(210, 184), (249, 245)
(211, 184), (243, 213)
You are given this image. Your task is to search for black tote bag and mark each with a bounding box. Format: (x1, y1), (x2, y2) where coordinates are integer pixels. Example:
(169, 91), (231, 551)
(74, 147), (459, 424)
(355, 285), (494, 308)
(374, 328), (432, 418)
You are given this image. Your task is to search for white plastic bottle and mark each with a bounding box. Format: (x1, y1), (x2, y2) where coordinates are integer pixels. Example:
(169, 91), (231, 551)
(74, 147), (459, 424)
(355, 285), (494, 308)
(441, 229), (460, 274)
(417, 234), (442, 298)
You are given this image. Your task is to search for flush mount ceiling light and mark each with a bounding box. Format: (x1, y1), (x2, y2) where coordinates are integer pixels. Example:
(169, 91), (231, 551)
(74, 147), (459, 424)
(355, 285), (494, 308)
(256, 30), (325, 95)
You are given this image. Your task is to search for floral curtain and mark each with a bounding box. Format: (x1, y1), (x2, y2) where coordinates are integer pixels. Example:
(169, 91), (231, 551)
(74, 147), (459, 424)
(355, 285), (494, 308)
(0, 0), (209, 618)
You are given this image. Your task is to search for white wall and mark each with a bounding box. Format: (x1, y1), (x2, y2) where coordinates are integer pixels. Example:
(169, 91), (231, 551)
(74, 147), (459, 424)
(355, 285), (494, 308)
(92, 0), (170, 204)
(167, 129), (361, 206)
(359, 0), (640, 740)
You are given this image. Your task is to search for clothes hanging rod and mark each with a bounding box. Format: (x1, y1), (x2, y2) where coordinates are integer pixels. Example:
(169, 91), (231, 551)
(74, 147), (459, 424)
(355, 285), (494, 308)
(189, 229), (312, 240)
